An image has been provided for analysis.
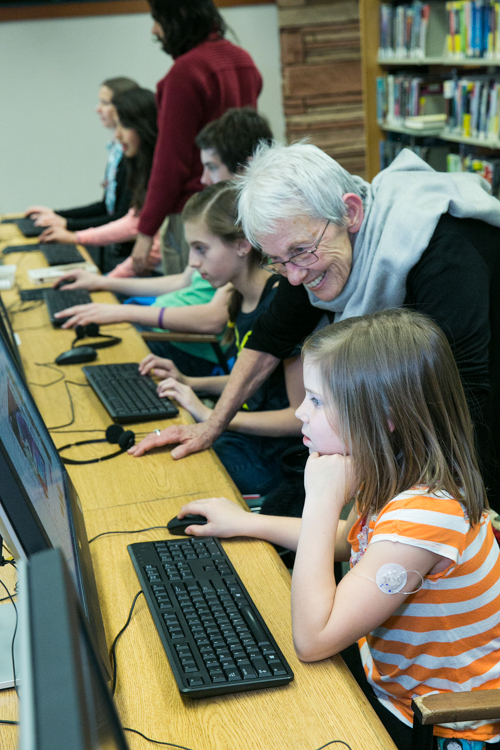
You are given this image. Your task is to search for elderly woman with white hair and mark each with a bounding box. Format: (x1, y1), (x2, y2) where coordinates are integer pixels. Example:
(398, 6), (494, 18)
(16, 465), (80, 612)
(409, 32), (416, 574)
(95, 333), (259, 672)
(130, 142), (500, 509)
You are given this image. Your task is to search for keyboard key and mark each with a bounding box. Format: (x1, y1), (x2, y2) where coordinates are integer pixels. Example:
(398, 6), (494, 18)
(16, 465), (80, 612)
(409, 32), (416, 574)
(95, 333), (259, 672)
(223, 667), (241, 681)
(240, 663), (257, 680)
(251, 658), (272, 678)
(188, 677), (204, 687)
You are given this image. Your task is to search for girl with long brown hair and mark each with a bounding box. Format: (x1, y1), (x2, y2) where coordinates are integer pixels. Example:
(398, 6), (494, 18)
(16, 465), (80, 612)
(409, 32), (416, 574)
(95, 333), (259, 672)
(132, 181), (304, 496)
(169, 308), (500, 750)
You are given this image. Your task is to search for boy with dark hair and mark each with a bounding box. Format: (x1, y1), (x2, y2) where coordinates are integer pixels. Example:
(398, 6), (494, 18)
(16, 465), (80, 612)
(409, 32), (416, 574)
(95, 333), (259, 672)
(196, 107), (273, 185)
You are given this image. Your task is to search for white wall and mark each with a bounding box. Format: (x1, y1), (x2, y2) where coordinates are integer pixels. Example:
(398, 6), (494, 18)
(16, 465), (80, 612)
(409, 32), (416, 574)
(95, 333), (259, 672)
(0, 3), (284, 213)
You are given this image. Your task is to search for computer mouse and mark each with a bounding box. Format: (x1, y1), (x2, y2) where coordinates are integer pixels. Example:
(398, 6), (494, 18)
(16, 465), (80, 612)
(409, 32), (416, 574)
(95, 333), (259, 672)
(167, 514), (208, 536)
(55, 346), (97, 366)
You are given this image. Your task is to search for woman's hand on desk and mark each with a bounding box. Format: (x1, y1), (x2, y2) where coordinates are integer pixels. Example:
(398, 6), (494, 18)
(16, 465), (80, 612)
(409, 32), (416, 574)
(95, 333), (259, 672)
(39, 226), (76, 244)
(156, 378), (211, 422)
(177, 497), (251, 538)
(128, 421), (217, 459)
(34, 212), (67, 229)
(139, 354), (187, 384)
(25, 204), (53, 217)
(55, 303), (124, 328)
(54, 269), (104, 292)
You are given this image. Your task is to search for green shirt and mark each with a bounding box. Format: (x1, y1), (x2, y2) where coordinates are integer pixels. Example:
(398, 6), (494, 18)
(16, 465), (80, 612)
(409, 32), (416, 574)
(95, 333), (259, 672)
(151, 270), (223, 363)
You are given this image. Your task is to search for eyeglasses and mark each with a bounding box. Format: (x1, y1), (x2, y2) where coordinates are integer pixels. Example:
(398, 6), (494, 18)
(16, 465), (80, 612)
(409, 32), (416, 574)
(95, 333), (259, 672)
(260, 220), (330, 275)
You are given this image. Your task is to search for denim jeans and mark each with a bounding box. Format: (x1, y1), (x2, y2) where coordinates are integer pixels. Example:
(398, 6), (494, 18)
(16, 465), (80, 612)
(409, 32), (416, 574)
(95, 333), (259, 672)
(213, 431), (301, 496)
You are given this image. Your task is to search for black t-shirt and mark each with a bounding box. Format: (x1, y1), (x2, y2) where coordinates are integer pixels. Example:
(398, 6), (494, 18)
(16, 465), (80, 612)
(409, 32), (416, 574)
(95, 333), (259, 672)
(246, 213), (500, 506)
(232, 275), (292, 413)
(56, 157), (132, 231)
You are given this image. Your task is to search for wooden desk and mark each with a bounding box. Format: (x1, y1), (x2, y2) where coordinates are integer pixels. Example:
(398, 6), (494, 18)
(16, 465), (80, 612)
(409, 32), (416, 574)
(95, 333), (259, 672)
(0, 219), (397, 750)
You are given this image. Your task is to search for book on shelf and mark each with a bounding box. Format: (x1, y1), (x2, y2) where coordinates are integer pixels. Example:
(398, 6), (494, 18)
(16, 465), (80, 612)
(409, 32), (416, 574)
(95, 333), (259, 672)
(379, 1), (500, 62)
(379, 2), (430, 59)
(377, 74), (446, 124)
(379, 2), (431, 59)
(447, 151), (500, 194)
(378, 73), (500, 141)
(405, 113), (447, 129)
(446, 0), (500, 59)
(379, 134), (449, 169)
(379, 134), (500, 196)
(443, 76), (500, 139)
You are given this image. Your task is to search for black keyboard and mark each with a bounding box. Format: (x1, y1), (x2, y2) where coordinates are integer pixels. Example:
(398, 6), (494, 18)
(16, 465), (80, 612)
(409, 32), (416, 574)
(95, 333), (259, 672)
(128, 537), (294, 698)
(43, 288), (92, 327)
(20, 287), (47, 302)
(3, 243), (43, 254)
(42, 244), (84, 266)
(16, 217), (44, 237)
(82, 362), (179, 424)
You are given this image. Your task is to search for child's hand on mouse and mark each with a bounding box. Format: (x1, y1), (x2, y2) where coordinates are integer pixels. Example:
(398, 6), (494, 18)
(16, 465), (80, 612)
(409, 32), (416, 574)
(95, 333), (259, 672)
(304, 452), (357, 511)
(177, 497), (250, 538)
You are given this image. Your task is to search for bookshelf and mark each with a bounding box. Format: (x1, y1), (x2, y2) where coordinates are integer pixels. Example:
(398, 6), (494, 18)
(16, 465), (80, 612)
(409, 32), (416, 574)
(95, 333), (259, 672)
(360, 0), (500, 180)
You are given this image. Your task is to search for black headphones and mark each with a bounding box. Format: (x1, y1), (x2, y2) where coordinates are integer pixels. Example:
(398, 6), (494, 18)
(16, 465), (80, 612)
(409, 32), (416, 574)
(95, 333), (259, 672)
(58, 424), (135, 465)
(72, 323), (122, 351)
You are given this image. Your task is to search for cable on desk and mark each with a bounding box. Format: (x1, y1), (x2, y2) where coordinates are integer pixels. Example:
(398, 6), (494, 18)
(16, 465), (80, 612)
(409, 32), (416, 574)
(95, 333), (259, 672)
(29, 375), (90, 430)
(0, 579), (18, 698)
(29, 361), (66, 387)
(121, 728), (353, 750)
(110, 590), (144, 697)
(89, 525), (171, 544)
(123, 727), (196, 750)
(51, 428), (152, 437)
(0, 720), (18, 726)
(8, 297), (44, 315)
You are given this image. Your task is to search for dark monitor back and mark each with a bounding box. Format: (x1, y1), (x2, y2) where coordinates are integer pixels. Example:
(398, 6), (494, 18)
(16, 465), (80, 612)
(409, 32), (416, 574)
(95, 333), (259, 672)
(19, 549), (129, 750)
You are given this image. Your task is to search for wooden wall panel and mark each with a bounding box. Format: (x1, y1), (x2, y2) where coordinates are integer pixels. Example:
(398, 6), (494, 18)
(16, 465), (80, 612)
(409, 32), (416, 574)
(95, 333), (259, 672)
(278, 0), (366, 178)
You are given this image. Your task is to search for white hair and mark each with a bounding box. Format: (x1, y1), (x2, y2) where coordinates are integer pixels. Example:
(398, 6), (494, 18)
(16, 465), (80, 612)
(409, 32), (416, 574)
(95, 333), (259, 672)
(236, 141), (367, 249)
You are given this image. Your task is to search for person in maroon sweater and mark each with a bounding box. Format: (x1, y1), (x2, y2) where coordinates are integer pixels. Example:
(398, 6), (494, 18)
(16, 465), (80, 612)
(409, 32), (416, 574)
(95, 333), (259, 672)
(131, 0), (263, 275)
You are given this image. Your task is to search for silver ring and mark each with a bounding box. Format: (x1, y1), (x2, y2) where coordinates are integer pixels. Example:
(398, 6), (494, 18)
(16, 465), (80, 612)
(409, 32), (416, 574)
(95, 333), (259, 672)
(154, 429), (161, 436)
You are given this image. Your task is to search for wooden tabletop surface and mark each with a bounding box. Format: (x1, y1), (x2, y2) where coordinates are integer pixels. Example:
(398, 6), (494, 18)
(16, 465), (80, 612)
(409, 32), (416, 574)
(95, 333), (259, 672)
(0, 217), (397, 750)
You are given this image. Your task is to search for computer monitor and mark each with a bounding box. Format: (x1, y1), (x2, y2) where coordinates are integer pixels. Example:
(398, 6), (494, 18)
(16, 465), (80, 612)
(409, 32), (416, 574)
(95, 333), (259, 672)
(0, 330), (110, 678)
(19, 548), (129, 750)
(0, 294), (24, 380)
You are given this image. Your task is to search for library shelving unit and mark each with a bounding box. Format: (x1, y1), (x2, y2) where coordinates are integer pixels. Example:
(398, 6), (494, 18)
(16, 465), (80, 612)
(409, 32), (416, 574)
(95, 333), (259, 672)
(360, 0), (500, 179)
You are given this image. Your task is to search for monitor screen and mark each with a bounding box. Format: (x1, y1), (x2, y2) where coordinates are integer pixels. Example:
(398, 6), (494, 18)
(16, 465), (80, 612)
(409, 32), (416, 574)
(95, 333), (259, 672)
(0, 335), (79, 586)
(0, 330), (110, 676)
(19, 549), (129, 750)
(0, 294), (24, 379)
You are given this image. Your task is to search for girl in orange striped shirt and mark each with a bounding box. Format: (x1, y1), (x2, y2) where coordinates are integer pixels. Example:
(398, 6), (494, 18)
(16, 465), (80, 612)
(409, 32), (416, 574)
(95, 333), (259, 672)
(178, 307), (500, 750)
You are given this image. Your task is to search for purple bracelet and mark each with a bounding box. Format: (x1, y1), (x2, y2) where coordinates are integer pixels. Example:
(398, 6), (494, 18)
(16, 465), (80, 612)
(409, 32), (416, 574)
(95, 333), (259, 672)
(158, 307), (166, 329)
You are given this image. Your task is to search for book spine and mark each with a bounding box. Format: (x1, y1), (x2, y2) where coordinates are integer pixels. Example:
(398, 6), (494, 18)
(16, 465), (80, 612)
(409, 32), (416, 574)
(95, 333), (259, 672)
(446, 1), (454, 54)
